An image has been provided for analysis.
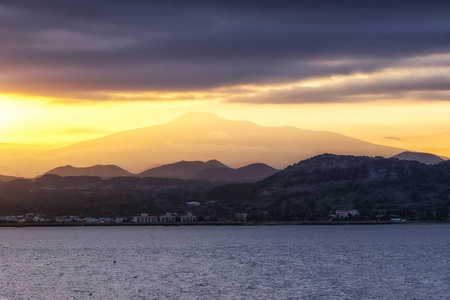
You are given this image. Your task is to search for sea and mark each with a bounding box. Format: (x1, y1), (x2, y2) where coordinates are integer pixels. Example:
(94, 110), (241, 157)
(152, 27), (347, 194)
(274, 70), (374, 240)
(0, 224), (448, 300)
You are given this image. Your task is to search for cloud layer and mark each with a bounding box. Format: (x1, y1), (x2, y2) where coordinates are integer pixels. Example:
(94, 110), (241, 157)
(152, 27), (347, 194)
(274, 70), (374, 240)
(1, 1), (450, 102)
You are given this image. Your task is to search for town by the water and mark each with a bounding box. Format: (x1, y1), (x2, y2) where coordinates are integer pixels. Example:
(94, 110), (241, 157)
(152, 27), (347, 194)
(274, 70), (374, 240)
(0, 208), (411, 226)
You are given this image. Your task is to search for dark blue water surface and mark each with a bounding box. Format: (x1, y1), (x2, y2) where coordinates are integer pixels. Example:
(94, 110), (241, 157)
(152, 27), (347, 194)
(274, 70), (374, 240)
(0, 224), (448, 299)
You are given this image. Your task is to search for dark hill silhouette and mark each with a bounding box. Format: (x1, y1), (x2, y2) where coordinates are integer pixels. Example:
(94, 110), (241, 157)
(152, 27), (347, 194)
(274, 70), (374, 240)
(192, 163), (278, 183)
(44, 164), (132, 179)
(139, 159), (278, 182)
(392, 151), (445, 165)
(207, 154), (450, 213)
(139, 160), (229, 179)
(42, 159), (278, 183)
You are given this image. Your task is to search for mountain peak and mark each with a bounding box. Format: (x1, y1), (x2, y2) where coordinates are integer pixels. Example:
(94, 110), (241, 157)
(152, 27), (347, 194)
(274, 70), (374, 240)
(205, 159), (229, 168)
(16, 112), (405, 177)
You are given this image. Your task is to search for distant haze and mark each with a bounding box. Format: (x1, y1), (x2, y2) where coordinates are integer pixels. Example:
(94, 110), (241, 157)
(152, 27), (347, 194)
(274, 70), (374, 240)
(0, 112), (405, 177)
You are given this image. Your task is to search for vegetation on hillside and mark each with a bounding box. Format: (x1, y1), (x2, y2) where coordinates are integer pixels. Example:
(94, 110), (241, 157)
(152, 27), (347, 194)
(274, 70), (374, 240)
(1, 154), (449, 221)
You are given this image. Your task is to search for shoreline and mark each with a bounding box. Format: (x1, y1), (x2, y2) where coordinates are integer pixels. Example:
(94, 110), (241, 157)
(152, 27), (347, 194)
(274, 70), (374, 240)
(1, 220), (447, 228)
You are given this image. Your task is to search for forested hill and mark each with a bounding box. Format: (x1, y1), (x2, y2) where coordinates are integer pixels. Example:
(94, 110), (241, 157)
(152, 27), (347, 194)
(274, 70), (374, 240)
(207, 154), (450, 218)
(1, 154), (449, 220)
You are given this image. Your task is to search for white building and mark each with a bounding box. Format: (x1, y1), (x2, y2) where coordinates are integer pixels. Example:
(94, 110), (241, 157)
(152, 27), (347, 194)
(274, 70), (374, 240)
(82, 217), (98, 223)
(180, 212), (197, 222)
(159, 212), (176, 222)
(134, 213), (158, 223)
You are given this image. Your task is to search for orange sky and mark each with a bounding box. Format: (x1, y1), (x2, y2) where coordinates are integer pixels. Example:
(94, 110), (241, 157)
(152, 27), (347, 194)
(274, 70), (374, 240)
(1, 93), (449, 159)
(1, 2), (450, 171)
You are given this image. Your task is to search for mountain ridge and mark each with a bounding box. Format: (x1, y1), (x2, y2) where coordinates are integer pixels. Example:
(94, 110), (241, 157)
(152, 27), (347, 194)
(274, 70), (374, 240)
(44, 164), (133, 179)
(45, 112), (405, 172)
(42, 159), (279, 183)
(0, 112), (414, 177)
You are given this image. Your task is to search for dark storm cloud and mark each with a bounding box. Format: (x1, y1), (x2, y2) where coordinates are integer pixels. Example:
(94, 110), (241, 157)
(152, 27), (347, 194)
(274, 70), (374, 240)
(1, 0), (450, 100)
(231, 71), (450, 104)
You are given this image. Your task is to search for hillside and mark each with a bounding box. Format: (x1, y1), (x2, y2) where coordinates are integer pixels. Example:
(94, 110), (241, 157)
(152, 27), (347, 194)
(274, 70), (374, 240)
(207, 154), (450, 220)
(0, 174), (213, 217)
(1, 154), (449, 221)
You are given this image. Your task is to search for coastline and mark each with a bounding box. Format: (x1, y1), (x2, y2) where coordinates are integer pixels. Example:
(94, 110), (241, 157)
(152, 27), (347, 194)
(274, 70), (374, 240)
(1, 220), (447, 228)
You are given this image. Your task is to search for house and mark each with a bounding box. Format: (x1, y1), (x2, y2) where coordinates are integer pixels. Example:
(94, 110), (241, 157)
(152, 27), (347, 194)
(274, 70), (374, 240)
(180, 212), (197, 222)
(69, 216), (81, 222)
(25, 213), (35, 221)
(159, 212), (176, 222)
(390, 218), (406, 223)
(55, 216), (69, 223)
(98, 218), (113, 223)
(133, 213), (158, 223)
(82, 217), (98, 223)
(336, 209), (360, 219)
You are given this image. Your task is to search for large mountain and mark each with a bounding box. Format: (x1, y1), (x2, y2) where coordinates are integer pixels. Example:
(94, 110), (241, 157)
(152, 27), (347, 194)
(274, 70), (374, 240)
(46, 113), (403, 172)
(0, 112), (405, 177)
(392, 151), (445, 165)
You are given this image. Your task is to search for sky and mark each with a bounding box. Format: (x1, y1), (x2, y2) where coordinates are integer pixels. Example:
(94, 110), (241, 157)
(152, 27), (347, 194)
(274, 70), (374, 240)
(1, 1), (450, 157)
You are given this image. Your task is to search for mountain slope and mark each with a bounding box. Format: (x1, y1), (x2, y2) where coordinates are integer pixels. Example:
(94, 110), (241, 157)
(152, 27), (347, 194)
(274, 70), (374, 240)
(44, 112), (404, 173)
(392, 151), (444, 165)
(207, 154), (450, 215)
(44, 165), (132, 178)
(0, 112), (406, 177)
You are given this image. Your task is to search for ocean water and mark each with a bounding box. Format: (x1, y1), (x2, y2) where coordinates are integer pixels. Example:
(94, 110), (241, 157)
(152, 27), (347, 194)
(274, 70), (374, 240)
(0, 224), (448, 300)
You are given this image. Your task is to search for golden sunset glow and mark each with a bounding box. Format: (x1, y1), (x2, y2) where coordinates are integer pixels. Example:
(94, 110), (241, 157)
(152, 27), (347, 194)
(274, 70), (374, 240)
(2, 92), (450, 157)
(1, 4), (450, 300)
(1, 1), (449, 178)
